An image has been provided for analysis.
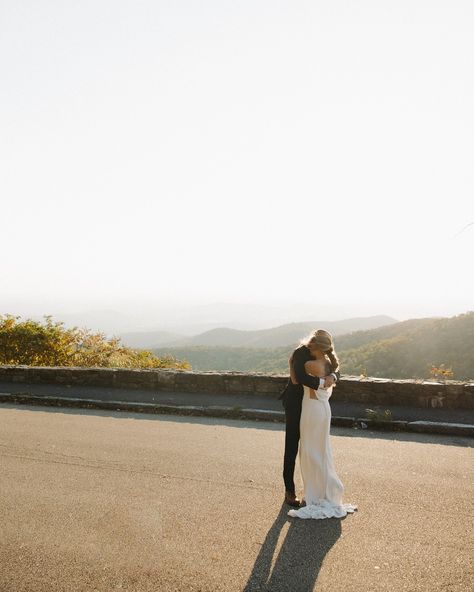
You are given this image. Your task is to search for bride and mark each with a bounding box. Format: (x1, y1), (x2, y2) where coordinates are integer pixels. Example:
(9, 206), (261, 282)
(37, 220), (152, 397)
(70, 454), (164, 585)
(288, 348), (358, 519)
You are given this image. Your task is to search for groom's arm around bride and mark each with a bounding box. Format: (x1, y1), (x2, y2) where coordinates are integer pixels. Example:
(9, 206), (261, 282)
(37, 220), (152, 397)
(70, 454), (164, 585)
(290, 347), (340, 389)
(278, 345), (340, 403)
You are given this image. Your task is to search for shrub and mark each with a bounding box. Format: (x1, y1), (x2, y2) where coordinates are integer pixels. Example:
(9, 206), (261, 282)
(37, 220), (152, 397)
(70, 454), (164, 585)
(0, 314), (191, 370)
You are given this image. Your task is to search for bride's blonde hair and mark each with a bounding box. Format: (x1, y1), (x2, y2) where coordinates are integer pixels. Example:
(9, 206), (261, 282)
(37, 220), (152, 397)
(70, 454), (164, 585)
(299, 329), (340, 373)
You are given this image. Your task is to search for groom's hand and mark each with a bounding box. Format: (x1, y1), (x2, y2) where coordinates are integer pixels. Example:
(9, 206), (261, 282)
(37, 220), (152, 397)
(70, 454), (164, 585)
(324, 375), (335, 388)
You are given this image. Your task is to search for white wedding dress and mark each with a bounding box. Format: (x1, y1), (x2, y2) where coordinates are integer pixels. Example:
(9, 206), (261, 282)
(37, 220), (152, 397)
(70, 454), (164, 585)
(288, 383), (357, 519)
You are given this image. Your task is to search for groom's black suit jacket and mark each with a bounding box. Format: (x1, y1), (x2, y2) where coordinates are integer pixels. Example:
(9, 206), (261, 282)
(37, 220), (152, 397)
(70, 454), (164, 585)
(278, 344), (341, 404)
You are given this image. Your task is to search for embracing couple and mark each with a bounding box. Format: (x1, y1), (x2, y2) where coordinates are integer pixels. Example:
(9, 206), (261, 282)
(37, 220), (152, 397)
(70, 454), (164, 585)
(279, 329), (358, 519)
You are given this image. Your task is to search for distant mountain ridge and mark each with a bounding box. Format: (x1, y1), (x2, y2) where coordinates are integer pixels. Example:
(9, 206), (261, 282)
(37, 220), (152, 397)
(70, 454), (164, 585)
(117, 330), (186, 349)
(151, 311), (474, 380)
(120, 315), (397, 349)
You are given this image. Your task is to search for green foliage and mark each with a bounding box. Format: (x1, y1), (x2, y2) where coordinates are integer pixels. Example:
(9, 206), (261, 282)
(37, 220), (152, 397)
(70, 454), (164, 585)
(5, 310), (470, 379)
(365, 408), (393, 421)
(336, 311), (474, 380)
(153, 311), (474, 380)
(0, 314), (190, 370)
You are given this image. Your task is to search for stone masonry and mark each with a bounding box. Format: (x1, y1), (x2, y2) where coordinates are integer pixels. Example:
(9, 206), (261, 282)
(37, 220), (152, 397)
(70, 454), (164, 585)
(0, 365), (473, 409)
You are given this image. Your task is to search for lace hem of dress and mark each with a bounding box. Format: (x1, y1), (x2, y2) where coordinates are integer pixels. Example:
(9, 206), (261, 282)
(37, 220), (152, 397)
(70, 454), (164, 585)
(288, 499), (358, 519)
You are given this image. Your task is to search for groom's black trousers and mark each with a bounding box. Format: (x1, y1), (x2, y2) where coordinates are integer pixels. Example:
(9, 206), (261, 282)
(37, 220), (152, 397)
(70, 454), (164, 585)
(282, 385), (304, 493)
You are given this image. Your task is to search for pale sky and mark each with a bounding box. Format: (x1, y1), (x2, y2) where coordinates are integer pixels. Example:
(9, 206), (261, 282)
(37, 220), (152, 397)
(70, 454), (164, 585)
(1, 0), (473, 324)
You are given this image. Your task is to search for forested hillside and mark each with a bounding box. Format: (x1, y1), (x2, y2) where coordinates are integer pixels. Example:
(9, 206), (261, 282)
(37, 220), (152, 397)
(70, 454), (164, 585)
(152, 312), (474, 380)
(336, 311), (474, 379)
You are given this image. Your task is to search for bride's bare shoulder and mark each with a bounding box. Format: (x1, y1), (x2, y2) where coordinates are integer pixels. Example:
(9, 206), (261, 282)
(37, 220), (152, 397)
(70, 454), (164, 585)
(304, 359), (326, 377)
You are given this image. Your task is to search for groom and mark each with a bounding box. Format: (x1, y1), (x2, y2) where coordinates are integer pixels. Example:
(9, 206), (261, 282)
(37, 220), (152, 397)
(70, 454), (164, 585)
(278, 330), (340, 507)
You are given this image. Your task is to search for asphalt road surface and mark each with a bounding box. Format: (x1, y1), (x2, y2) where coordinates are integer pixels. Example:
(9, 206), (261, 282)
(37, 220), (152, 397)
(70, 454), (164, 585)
(1, 403), (473, 592)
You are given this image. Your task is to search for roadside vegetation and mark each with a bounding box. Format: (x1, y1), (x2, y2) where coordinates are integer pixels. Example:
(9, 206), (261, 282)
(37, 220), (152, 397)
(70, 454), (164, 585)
(0, 314), (190, 370)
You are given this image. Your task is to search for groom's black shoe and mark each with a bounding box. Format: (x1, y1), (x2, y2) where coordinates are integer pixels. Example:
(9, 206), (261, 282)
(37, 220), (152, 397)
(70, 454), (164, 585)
(284, 491), (302, 507)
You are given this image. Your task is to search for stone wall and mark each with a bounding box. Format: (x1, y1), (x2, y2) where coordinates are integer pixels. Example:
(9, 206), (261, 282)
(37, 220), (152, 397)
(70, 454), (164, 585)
(0, 365), (473, 409)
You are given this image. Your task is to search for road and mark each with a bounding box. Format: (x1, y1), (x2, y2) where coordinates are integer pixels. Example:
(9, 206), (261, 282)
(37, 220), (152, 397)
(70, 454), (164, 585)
(1, 403), (473, 592)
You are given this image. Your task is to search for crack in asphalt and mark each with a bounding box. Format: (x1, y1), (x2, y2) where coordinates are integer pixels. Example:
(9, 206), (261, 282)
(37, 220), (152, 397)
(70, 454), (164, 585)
(0, 450), (267, 491)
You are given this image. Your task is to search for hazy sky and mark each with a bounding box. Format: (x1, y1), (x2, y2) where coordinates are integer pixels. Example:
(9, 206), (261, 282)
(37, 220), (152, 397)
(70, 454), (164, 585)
(1, 0), (473, 323)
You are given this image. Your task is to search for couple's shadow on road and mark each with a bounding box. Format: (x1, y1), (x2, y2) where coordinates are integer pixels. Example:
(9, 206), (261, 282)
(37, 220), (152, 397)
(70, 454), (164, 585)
(243, 503), (342, 592)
